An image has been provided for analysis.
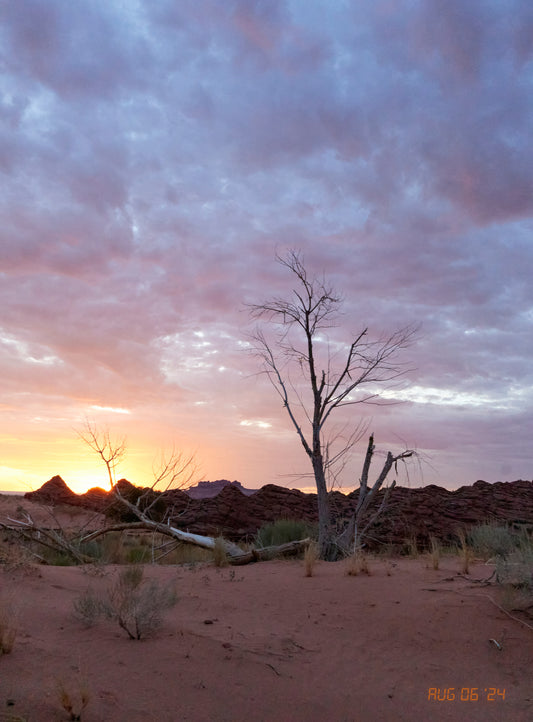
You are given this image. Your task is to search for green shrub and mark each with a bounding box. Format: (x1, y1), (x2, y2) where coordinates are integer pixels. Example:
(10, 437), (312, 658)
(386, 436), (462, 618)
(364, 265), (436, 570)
(468, 523), (518, 559)
(42, 549), (77, 566)
(126, 546), (151, 564)
(78, 540), (104, 561)
(494, 536), (533, 589)
(256, 519), (316, 548)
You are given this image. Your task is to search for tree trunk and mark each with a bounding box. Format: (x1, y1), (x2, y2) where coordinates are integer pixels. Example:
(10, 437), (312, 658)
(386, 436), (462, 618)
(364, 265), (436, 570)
(313, 456), (337, 560)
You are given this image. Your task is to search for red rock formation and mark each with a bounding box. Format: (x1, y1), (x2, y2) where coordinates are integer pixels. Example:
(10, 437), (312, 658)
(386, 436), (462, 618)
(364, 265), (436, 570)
(24, 475), (78, 505)
(24, 476), (533, 549)
(185, 479), (255, 499)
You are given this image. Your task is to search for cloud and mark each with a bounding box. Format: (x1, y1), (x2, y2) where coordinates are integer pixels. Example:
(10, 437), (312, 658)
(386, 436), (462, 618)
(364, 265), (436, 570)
(0, 0), (532, 491)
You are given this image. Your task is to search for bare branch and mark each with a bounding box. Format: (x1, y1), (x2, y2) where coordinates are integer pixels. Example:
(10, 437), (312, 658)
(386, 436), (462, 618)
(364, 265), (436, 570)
(76, 418), (126, 489)
(248, 249), (418, 559)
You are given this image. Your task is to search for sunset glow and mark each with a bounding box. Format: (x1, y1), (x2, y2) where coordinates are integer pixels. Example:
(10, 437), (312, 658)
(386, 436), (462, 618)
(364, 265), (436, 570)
(1, 1), (532, 494)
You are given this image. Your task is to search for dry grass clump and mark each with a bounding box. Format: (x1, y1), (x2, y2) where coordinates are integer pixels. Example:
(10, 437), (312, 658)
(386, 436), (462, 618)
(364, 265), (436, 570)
(0, 595), (18, 655)
(345, 552), (371, 577)
(303, 541), (318, 577)
(74, 567), (177, 640)
(160, 542), (213, 565)
(429, 536), (441, 570)
(213, 537), (230, 567)
(57, 679), (90, 721)
(403, 536), (419, 558)
(457, 530), (475, 574)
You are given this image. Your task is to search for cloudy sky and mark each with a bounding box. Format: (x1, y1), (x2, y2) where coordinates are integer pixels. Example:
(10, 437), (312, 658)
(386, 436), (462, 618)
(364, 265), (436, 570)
(1, 0), (532, 494)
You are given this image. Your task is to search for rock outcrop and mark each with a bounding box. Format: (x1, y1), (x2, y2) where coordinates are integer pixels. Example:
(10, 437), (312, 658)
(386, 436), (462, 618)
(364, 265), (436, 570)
(185, 479), (255, 499)
(24, 476), (533, 549)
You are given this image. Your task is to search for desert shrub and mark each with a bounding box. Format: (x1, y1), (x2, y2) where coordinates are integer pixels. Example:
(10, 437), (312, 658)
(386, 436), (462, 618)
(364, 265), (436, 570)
(73, 567), (177, 640)
(402, 536), (419, 558)
(429, 536), (441, 570)
(303, 541), (318, 577)
(494, 538), (533, 590)
(468, 523), (518, 559)
(94, 533), (214, 565)
(126, 545), (151, 564)
(104, 567), (177, 639)
(73, 588), (103, 628)
(78, 540), (103, 561)
(57, 679), (90, 721)
(213, 537), (229, 567)
(457, 529), (474, 574)
(345, 552), (371, 577)
(164, 543), (213, 565)
(42, 549), (77, 566)
(256, 519), (316, 548)
(0, 597), (17, 655)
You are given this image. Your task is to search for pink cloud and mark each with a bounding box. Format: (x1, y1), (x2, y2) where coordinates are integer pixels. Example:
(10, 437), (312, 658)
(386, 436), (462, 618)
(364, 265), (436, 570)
(0, 0), (532, 492)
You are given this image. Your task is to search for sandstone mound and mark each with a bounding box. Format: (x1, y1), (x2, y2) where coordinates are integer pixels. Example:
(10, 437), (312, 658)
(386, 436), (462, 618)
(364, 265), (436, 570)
(23, 476), (533, 549)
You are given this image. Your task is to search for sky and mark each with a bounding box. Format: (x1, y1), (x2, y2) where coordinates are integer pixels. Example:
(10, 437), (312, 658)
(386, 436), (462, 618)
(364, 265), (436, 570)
(0, 0), (532, 495)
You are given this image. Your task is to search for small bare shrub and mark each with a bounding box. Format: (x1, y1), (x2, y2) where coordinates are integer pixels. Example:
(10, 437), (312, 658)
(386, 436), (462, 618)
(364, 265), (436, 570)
(345, 552), (371, 577)
(73, 567), (177, 640)
(104, 567), (177, 640)
(494, 544), (533, 590)
(303, 541), (318, 577)
(73, 588), (103, 628)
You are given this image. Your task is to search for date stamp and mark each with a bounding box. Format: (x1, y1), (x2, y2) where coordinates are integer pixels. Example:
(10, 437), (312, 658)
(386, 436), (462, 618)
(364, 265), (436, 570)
(428, 688), (506, 702)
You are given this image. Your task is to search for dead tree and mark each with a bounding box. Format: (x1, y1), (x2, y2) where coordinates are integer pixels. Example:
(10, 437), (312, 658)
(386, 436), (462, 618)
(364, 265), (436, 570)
(77, 419), (127, 489)
(336, 434), (413, 554)
(73, 423), (310, 564)
(0, 512), (310, 566)
(249, 250), (416, 560)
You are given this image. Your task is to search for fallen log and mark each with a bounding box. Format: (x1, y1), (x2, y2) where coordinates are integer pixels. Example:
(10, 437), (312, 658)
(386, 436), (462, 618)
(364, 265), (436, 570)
(2, 514), (311, 566)
(227, 538), (312, 565)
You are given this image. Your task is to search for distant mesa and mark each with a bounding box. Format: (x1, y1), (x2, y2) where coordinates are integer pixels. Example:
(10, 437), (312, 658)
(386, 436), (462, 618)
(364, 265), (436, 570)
(185, 479), (256, 499)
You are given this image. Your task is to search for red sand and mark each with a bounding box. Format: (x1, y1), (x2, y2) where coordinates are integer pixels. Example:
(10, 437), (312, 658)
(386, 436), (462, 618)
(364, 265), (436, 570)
(1, 495), (532, 720)
(1, 555), (532, 721)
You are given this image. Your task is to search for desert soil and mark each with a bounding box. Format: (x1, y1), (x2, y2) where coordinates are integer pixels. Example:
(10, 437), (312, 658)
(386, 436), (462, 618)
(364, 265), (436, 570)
(0, 497), (532, 721)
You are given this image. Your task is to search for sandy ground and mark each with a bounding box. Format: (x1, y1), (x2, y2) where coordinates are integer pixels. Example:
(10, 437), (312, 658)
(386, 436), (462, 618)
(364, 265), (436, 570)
(0, 495), (106, 531)
(1, 557), (532, 722)
(1, 496), (532, 721)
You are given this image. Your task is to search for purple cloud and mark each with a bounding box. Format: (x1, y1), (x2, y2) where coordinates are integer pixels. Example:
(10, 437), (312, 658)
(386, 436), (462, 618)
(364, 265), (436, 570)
(0, 0), (532, 492)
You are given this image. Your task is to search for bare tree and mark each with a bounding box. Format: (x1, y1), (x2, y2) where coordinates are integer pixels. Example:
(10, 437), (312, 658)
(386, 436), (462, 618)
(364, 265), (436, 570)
(1, 421), (312, 566)
(75, 422), (310, 564)
(77, 419), (127, 489)
(249, 250), (416, 560)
